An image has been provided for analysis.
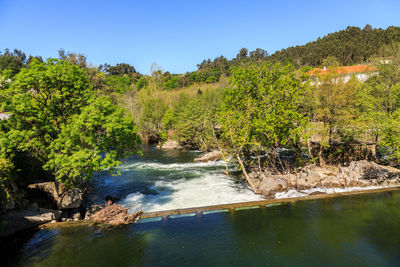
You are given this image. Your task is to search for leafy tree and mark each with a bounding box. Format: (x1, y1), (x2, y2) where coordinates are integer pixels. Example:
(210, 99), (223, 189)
(0, 59), (139, 187)
(358, 45), (400, 162)
(104, 74), (133, 93)
(0, 155), (14, 208)
(321, 56), (340, 68)
(309, 70), (359, 164)
(0, 49), (26, 76)
(236, 48), (248, 61)
(58, 49), (87, 68)
(171, 89), (223, 150)
(205, 75), (217, 83)
(163, 75), (179, 90)
(107, 63), (136, 75)
(219, 63), (310, 191)
(44, 96), (140, 187)
(138, 97), (167, 141)
(136, 76), (148, 90)
(249, 48), (269, 61)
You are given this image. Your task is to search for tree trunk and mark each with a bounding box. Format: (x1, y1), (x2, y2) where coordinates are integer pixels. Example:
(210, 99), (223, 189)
(212, 126), (229, 175)
(318, 145), (325, 167)
(236, 155), (260, 194)
(307, 139), (313, 158)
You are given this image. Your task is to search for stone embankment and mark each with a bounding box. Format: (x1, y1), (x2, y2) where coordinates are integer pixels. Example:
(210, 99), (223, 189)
(248, 160), (400, 197)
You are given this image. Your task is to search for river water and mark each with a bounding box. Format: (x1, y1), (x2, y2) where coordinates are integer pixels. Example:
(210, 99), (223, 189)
(4, 146), (400, 266)
(88, 145), (263, 212)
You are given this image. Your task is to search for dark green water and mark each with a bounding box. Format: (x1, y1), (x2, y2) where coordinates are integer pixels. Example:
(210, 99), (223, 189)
(7, 191), (400, 266)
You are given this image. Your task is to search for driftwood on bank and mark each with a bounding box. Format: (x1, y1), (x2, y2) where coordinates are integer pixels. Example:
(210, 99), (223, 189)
(90, 204), (142, 227)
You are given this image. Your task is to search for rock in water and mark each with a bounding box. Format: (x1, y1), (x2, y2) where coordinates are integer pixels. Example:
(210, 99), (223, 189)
(28, 182), (83, 209)
(258, 175), (289, 197)
(161, 140), (181, 150)
(1, 208), (61, 237)
(194, 150), (223, 162)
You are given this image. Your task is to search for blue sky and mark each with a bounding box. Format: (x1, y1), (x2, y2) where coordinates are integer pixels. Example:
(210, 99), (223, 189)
(1, 0), (399, 74)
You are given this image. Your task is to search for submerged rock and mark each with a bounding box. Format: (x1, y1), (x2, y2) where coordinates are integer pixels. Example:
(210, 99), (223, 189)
(194, 150), (223, 162)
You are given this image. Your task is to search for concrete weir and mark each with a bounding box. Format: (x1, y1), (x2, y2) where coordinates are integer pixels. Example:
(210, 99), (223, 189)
(138, 186), (400, 222)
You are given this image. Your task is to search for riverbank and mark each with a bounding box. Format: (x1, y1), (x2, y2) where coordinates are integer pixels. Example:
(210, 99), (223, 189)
(246, 160), (400, 197)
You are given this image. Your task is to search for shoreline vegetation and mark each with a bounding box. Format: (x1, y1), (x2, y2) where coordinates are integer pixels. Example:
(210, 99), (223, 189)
(2, 24), (400, 236)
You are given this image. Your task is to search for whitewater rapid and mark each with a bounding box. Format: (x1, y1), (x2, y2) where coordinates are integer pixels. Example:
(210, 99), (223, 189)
(89, 147), (263, 213)
(120, 160), (263, 212)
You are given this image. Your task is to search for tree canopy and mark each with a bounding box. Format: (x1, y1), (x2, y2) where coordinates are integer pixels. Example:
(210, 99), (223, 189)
(0, 59), (140, 190)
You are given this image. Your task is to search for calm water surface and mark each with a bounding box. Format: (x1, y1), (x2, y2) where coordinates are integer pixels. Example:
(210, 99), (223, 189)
(7, 191), (400, 266)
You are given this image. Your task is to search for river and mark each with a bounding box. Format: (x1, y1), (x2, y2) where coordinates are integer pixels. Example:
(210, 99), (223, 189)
(88, 145), (263, 212)
(4, 146), (400, 266)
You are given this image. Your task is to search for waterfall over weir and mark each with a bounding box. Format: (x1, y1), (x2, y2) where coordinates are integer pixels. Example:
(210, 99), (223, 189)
(89, 145), (263, 212)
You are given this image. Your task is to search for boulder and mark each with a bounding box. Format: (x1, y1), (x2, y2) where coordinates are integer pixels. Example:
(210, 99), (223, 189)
(1, 208), (61, 237)
(258, 175), (288, 197)
(251, 160), (400, 197)
(296, 165), (335, 189)
(194, 150), (223, 162)
(28, 182), (83, 209)
(58, 187), (83, 209)
(161, 140), (181, 150)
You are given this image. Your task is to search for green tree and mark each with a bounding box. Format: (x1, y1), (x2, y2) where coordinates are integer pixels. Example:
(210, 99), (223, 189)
(44, 97), (140, 187)
(136, 76), (148, 90)
(107, 63), (136, 75)
(0, 49), (26, 76)
(163, 75), (179, 90)
(171, 89), (222, 150)
(1, 59), (139, 187)
(219, 63), (310, 191)
(138, 97), (167, 141)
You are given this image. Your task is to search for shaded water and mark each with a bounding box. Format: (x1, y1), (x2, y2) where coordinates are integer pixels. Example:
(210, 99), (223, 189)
(9, 191), (400, 266)
(89, 145), (262, 212)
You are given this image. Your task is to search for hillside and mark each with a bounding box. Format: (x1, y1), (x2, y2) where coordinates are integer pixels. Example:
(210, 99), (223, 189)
(268, 25), (400, 67)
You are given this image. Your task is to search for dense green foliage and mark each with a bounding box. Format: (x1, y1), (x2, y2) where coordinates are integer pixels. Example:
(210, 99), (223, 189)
(218, 63), (310, 175)
(167, 89), (223, 149)
(0, 59), (139, 206)
(269, 25), (400, 67)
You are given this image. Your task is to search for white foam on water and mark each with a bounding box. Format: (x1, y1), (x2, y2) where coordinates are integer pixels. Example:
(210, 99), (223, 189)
(274, 185), (391, 199)
(122, 171), (263, 212)
(119, 160), (226, 171)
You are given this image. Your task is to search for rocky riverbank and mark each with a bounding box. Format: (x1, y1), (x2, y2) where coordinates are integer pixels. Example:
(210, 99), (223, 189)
(248, 160), (400, 198)
(1, 181), (115, 238)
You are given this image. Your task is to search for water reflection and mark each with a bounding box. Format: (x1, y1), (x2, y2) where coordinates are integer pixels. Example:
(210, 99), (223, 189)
(12, 191), (400, 266)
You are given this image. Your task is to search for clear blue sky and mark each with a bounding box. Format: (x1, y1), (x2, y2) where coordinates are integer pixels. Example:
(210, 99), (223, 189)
(1, 0), (399, 74)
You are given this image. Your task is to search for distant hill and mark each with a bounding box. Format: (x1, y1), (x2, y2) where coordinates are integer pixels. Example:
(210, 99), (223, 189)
(268, 25), (400, 67)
